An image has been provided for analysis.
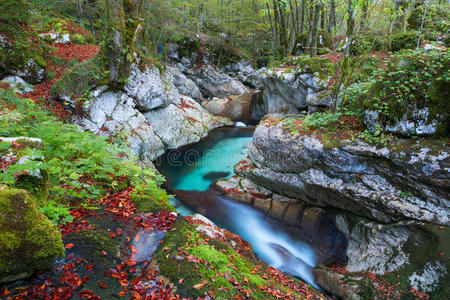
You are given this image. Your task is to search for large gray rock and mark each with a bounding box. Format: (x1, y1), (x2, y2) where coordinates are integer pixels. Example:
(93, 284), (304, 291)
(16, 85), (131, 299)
(203, 92), (257, 123)
(236, 120), (450, 226)
(190, 64), (248, 99)
(124, 65), (181, 111)
(364, 107), (441, 137)
(77, 90), (165, 165)
(144, 96), (233, 149)
(222, 59), (255, 77)
(1, 76), (33, 94)
(167, 66), (202, 101)
(245, 67), (267, 89)
(316, 215), (449, 297)
(259, 68), (330, 115)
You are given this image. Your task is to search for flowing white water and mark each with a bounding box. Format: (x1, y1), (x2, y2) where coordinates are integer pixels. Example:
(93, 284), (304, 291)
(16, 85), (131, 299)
(218, 196), (317, 287)
(159, 128), (318, 287)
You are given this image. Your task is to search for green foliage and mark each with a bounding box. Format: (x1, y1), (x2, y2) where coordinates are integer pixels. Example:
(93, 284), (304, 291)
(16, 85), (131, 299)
(70, 34), (87, 45)
(408, 4), (450, 46)
(304, 112), (342, 131)
(343, 49), (449, 135)
(0, 89), (169, 205)
(358, 127), (390, 146)
(40, 199), (74, 225)
(349, 33), (389, 55)
(0, 26), (45, 76)
(52, 57), (105, 99)
(0, 0), (31, 31)
(390, 32), (420, 52)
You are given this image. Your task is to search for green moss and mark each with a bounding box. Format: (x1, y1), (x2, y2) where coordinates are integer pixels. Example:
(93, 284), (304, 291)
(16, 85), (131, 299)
(155, 219), (273, 298)
(0, 187), (64, 282)
(131, 192), (172, 213)
(64, 229), (119, 269)
(390, 32), (420, 52)
(33, 54), (47, 68)
(155, 219), (314, 298)
(70, 34), (87, 45)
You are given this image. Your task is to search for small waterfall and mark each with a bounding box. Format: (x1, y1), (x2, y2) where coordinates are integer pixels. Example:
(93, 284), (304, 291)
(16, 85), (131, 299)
(217, 196), (317, 287)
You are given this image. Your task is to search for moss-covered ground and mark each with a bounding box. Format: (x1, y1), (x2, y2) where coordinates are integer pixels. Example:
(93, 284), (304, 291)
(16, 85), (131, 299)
(155, 218), (323, 299)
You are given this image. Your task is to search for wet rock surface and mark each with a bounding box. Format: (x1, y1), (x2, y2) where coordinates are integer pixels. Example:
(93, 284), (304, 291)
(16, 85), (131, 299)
(258, 68), (331, 115)
(190, 64), (248, 99)
(203, 92), (260, 123)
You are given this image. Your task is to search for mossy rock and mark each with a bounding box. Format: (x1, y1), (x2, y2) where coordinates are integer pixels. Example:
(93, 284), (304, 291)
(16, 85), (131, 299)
(64, 229), (120, 269)
(131, 192), (172, 213)
(349, 33), (390, 55)
(390, 32), (420, 52)
(0, 137), (49, 206)
(0, 187), (64, 283)
(155, 219), (268, 298)
(154, 219), (314, 299)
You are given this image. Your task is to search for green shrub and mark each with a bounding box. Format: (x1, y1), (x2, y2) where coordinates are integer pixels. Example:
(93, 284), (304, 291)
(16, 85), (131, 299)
(390, 32), (420, 52)
(350, 33), (390, 55)
(0, 0), (31, 31)
(70, 34), (87, 45)
(342, 49), (449, 135)
(52, 57), (105, 99)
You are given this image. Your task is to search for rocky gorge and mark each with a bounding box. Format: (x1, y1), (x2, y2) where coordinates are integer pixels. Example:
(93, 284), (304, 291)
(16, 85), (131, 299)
(1, 10), (449, 298)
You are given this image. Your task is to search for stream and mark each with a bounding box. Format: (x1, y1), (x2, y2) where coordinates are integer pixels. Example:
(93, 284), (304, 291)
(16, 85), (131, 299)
(156, 127), (319, 287)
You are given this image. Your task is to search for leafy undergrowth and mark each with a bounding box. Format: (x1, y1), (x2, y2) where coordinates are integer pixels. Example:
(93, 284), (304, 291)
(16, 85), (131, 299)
(24, 42), (100, 120)
(0, 88), (169, 212)
(155, 217), (323, 300)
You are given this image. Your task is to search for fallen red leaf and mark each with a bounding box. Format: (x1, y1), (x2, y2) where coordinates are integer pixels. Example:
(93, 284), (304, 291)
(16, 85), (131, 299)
(65, 243), (74, 249)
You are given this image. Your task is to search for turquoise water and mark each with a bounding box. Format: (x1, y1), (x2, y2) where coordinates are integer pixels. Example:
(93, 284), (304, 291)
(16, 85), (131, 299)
(157, 127), (319, 287)
(174, 136), (253, 191)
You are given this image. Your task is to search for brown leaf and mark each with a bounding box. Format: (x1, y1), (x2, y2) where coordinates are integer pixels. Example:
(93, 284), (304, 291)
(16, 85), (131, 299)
(192, 280), (208, 290)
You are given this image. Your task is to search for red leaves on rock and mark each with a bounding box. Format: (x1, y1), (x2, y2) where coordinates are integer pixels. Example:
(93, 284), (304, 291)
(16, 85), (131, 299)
(176, 97), (196, 112)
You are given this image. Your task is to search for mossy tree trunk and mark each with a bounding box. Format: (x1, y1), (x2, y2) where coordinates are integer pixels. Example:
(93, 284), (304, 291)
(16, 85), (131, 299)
(105, 0), (144, 88)
(310, 3), (321, 56)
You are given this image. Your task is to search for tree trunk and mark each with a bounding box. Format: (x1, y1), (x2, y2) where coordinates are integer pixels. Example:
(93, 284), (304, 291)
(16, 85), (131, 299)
(105, 0), (144, 88)
(361, 0), (368, 31)
(344, 0), (356, 58)
(266, 1), (278, 54)
(327, 0), (335, 33)
(300, 0), (306, 34)
(306, 1), (314, 54)
(311, 3), (321, 56)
